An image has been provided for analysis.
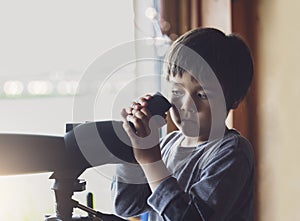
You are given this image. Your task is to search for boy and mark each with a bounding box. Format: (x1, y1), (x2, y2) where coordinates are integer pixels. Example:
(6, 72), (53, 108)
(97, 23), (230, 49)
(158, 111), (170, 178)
(112, 27), (254, 221)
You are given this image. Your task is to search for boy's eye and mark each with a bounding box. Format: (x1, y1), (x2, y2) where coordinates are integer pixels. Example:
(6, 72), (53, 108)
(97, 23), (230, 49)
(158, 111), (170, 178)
(171, 89), (183, 96)
(198, 92), (208, 99)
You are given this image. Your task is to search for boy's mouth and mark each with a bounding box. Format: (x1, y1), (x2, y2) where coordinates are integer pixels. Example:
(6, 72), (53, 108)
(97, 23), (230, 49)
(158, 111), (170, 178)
(180, 118), (198, 126)
(180, 114), (198, 122)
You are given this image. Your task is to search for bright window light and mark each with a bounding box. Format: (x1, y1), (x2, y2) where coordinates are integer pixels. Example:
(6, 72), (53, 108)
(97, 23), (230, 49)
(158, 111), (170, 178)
(3, 80), (24, 96)
(0, 0), (134, 220)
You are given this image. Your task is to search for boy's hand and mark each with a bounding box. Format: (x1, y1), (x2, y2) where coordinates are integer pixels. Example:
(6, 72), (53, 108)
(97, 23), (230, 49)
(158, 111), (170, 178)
(121, 95), (167, 164)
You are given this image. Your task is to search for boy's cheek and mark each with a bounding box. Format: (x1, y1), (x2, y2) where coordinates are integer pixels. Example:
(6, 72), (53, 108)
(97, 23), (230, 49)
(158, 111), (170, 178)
(170, 98), (181, 109)
(170, 106), (181, 124)
(170, 101), (181, 114)
(169, 96), (179, 105)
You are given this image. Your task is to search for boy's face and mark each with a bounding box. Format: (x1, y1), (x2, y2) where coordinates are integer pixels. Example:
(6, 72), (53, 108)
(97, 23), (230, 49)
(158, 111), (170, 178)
(168, 72), (215, 140)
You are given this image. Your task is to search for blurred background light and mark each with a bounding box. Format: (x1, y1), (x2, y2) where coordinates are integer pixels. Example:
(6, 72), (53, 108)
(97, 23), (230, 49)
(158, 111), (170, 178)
(56, 80), (78, 95)
(27, 80), (53, 96)
(3, 80), (24, 96)
(145, 7), (157, 20)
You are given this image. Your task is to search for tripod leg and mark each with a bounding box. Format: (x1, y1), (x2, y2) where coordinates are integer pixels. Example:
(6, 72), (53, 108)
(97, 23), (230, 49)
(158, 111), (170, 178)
(71, 200), (127, 221)
(87, 192), (94, 218)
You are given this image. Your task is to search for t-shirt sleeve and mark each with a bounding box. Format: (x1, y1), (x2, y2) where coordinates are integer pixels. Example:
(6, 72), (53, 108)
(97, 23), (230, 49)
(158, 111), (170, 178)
(112, 163), (151, 217)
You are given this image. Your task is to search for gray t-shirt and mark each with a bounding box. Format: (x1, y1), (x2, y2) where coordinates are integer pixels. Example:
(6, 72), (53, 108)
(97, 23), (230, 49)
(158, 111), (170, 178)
(112, 129), (255, 221)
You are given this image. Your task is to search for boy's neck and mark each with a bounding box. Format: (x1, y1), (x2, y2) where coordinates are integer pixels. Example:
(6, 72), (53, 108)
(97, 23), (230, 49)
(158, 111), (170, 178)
(180, 136), (207, 147)
(181, 126), (230, 147)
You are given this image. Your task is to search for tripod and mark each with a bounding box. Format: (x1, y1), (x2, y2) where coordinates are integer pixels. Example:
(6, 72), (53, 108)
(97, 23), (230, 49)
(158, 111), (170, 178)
(45, 169), (126, 221)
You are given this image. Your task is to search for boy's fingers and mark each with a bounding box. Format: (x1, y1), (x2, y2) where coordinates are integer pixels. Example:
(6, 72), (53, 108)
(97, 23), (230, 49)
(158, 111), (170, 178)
(145, 94), (152, 99)
(121, 108), (128, 121)
(122, 93), (157, 138)
(140, 107), (152, 118)
(137, 94), (153, 106)
(132, 101), (143, 110)
(134, 110), (150, 132)
(122, 120), (135, 138)
(127, 107), (134, 114)
(126, 114), (147, 136)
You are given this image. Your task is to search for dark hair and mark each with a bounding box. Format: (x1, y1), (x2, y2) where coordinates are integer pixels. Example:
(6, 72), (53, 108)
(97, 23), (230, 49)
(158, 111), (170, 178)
(164, 27), (254, 110)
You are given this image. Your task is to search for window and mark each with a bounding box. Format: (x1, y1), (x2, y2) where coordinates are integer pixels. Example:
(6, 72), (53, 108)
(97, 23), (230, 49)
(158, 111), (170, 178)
(0, 0), (172, 219)
(0, 1), (135, 219)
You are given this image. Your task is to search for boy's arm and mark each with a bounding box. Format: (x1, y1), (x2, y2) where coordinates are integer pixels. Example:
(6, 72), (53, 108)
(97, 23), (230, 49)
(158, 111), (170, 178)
(111, 163), (152, 218)
(139, 159), (171, 191)
(112, 157), (205, 221)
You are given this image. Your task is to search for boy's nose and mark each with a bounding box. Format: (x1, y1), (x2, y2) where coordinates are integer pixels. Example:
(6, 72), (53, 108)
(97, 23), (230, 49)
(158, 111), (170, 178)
(180, 95), (197, 112)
